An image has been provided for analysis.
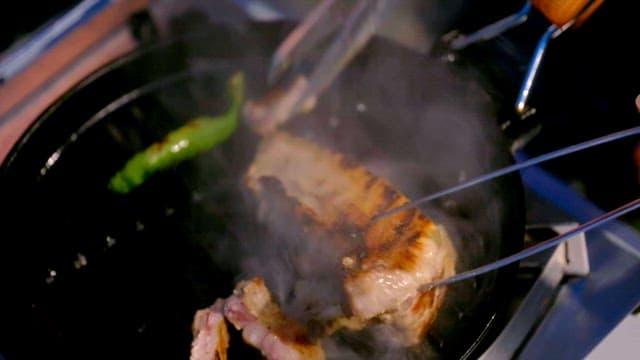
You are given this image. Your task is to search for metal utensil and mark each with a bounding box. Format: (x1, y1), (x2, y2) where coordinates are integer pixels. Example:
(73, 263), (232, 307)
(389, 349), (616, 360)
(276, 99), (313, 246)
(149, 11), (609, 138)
(254, 0), (391, 127)
(421, 196), (640, 290)
(375, 125), (640, 220)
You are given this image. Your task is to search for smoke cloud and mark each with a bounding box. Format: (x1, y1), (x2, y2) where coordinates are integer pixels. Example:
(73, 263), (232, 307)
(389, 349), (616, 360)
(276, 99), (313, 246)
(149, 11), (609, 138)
(157, 1), (518, 357)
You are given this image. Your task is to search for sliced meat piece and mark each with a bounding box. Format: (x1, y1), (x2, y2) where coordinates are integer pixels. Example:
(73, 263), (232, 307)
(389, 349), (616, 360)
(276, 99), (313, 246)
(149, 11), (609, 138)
(345, 223), (454, 345)
(224, 277), (326, 360)
(190, 299), (229, 360)
(246, 132), (456, 345)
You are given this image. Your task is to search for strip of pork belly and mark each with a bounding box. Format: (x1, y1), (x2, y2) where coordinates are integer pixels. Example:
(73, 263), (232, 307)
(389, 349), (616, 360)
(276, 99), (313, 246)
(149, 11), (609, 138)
(245, 132), (456, 345)
(191, 299), (229, 360)
(224, 277), (326, 360)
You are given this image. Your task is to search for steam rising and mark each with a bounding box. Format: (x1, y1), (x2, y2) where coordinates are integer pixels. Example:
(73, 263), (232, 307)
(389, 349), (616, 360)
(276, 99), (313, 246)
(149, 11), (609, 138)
(159, 1), (518, 358)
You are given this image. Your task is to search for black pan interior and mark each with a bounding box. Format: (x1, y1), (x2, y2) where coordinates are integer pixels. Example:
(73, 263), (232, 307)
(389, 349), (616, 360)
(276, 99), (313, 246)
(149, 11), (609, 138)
(0, 22), (523, 359)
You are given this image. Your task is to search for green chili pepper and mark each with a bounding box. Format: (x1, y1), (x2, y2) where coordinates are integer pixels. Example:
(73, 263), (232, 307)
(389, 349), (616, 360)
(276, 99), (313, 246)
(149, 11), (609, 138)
(108, 71), (245, 194)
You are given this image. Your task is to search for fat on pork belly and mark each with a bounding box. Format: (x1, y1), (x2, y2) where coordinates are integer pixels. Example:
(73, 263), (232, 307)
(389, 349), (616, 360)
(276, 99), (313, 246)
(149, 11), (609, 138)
(190, 131), (456, 358)
(191, 299), (229, 360)
(245, 132), (457, 345)
(191, 278), (325, 360)
(224, 277), (326, 360)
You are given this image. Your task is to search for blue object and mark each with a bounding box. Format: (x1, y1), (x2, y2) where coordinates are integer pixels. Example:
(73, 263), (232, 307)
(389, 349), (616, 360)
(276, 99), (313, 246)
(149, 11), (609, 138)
(230, 0), (287, 22)
(515, 150), (640, 359)
(0, 0), (113, 83)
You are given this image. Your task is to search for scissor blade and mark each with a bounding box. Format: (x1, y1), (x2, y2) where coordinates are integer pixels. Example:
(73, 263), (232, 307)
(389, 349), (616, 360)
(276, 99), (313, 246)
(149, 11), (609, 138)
(268, 0), (346, 84)
(292, 0), (391, 112)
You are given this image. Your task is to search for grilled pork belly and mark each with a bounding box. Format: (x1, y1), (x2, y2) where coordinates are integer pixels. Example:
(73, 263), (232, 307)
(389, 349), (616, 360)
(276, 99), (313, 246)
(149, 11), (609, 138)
(245, 132), (456, 345)
(190, 299), (229, 360)
(224, 278), (326, 360)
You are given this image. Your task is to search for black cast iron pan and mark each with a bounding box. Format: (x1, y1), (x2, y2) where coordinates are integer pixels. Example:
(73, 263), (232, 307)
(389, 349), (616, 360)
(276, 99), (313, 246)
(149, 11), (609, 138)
(0, 20), (523, 359)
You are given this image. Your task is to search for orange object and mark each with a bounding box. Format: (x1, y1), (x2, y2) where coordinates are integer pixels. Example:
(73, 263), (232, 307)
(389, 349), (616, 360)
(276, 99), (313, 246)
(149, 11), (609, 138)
(531, 0), (606, 26)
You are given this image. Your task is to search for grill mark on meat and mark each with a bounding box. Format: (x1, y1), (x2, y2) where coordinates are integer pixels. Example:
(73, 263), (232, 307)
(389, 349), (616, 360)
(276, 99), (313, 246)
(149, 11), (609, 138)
(392, 208), (415, 238)
(244, 131), (457, 347)
(364, 175), (377, 190)
(404, 232), (422, 245)
(399, 241), (421, 271)
(411, 292), (437, 340)
(382, 185), (400, 206)
(413, 291), (436, 314)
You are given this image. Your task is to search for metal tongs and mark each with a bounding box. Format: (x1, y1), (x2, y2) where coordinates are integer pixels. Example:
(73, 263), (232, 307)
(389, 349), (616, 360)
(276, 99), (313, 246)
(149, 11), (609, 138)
(361, 125), (640, 289)
(245, 0), (391, 134)
(252, 1), (639, 291)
